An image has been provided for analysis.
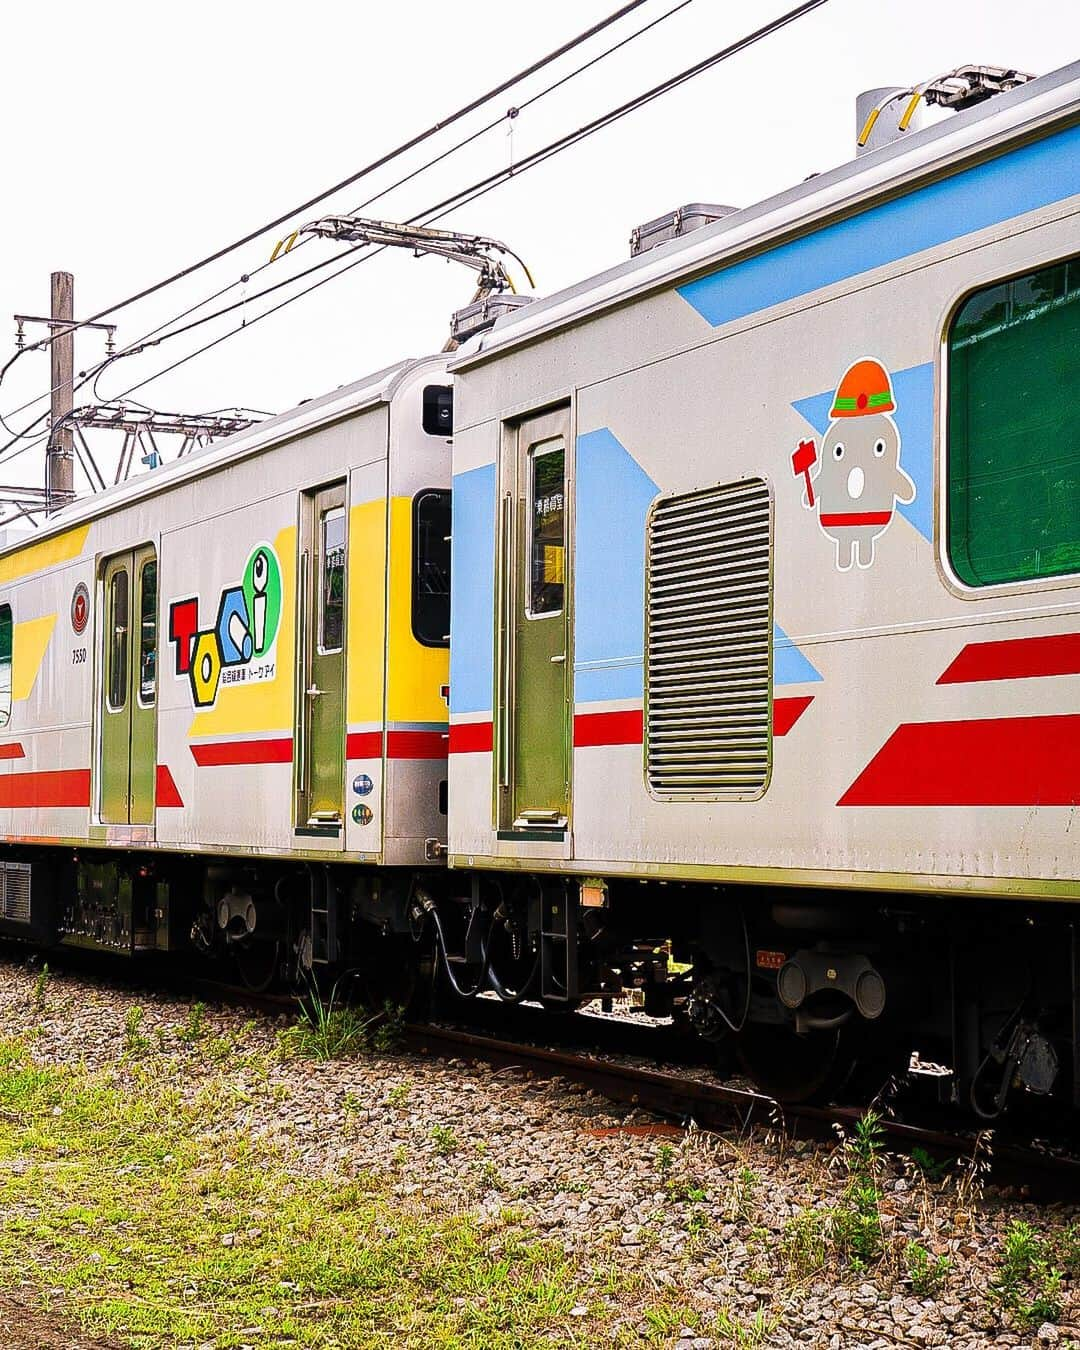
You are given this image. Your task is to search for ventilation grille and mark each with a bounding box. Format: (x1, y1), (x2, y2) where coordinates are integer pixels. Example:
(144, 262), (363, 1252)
(0, 862), (31, 923)
(646, 479), (772, 799)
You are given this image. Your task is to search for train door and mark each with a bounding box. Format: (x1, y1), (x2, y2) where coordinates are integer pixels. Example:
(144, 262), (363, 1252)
(98, 545), (157, 824)
(498, 407), (571, 831)
(296, 482), (347, 828)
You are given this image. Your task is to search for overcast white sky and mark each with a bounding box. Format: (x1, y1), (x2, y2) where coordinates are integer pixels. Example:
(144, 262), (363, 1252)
(0, 0), (1077, 499)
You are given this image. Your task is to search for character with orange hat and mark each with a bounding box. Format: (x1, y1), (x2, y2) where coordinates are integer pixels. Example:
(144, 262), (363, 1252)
(792, 357), (915, 571)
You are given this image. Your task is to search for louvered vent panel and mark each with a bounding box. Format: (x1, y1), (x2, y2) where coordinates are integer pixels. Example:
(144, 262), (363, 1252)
(646, 479), (772, 798)
(0, 862), (31, 923)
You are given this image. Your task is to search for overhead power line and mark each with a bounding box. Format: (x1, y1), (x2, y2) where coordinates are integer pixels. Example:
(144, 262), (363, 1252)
(1, 0), (697, 437)
(0, 0), (830, 473)
(1, 0), (653, 376)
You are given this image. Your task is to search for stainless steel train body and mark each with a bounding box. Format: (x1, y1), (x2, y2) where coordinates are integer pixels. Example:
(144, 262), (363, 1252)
(1, 59), (1079, 1112)
(0, 358), (452, 966)
(444, 61), (1080, 1107)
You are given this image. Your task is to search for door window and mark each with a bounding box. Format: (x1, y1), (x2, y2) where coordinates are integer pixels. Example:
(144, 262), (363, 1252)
(318, 507), (345, 652)
(412, 489), (451, 646)
(0, 604), (11, 729)
(107, 570), (129, 712)
(138, 559), (157, 707)
(527, 440), (565, 618)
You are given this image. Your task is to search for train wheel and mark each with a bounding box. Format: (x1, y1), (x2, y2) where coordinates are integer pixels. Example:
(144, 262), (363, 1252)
(234, 938), (281, 994)
(356, 932), (427, 1017)
(734, 1021), (858, 1105)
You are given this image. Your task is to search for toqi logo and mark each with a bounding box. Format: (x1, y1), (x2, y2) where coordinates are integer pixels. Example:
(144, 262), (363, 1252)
(70, 582), (89, 635)
(168, 543), (283, 708)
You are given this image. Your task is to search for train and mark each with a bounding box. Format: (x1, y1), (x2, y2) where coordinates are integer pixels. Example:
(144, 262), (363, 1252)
(0, 58), (1078, 1117)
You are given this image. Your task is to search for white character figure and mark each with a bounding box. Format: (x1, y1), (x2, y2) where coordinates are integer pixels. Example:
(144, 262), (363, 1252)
(793, 357), (915, 571)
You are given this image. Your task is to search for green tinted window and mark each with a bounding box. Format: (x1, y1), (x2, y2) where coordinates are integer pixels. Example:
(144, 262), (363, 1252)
(0, 604), (10, 729)
(947, 256), (1080, 587)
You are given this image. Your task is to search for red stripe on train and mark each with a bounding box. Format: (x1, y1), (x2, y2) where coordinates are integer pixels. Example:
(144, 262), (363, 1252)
(450, 698), (813, 754)
(937, 632), (1080, 685)
(839, 713), (1080, 807)
(155, 765), (184, 808)
(573, 710), (642, 746)
(0, 743), (25, 760)
(448, 722), (493, 754)
(190, 737), (293, 766)
(0, 769), (91, 808)
(388, 730), (447, 759)
(773, 695), (814, 736)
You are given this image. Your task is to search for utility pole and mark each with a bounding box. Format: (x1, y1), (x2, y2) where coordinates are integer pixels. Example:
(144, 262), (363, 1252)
(47, 271), (75, 513)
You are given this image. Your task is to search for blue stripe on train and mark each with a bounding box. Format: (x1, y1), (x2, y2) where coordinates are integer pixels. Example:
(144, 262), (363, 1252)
(679, 122), (1080, 329)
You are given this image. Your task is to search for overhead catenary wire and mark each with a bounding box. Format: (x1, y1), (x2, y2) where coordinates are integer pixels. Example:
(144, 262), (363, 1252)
(0, 0), (654, 378)
(0, 0), (830, 470)
(0, 0), (680, 441)
(87, 0), (831, 411)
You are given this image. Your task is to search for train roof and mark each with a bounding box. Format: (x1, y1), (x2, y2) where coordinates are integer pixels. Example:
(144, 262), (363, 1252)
(449, 57), (1080, 370)
(0, 356), (439, 560)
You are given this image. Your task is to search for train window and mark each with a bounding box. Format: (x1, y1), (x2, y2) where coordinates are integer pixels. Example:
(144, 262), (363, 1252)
(526, 439), (565, 618)
(138, 559), (157, 707)
(412, 489), (451, 647)
(947, 256), (1080, 587)
(646, 479), (772, 800)
(107, 569), (129, 712)
(0, 604), (11, 729)
(422, 384), (453, 437)
(318, 507), (346, 653)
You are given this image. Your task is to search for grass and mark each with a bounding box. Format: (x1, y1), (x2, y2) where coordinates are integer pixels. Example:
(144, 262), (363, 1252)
(277, 980), (405, 1062)
(991, 1219), (1070, 1329)
(0, 1031), (700, 1348)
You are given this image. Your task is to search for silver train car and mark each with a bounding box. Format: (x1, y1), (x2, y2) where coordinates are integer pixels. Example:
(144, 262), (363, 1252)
(2, 59), (1080, 1114)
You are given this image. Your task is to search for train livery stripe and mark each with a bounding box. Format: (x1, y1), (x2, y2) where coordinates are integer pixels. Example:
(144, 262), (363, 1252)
(573, 710), (642, 747)
(449, 697), (814, 753)
(190, 730), (449, 763)
(838, 713), (1080, 807)
(0, 769), (91, 808)
(679, 121), (1080, 329)
(386, 730), (447, 759)
(155, 765), (184, 809)
(937, 632), (1080, 685)
(190, 737), (293, 766)
(448, 722), (493, 754)
(773, 695), (814, 736)
(0, 524), (90, 586)
(0, 744), (25, 760)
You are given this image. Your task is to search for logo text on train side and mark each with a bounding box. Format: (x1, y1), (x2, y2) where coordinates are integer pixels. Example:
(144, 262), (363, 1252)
(168, 543), (283, 708)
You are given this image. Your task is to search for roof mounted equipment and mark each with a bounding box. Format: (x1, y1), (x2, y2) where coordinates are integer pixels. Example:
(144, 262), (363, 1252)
(856, 64), (1036, 156)
(630, 202), (738, 258)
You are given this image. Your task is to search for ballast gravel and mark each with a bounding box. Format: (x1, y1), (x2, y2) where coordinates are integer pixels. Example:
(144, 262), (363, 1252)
(0, 956), (1077, 1349)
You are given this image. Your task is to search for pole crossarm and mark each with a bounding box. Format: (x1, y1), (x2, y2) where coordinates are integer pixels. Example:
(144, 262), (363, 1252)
(66, 404), (260, 439)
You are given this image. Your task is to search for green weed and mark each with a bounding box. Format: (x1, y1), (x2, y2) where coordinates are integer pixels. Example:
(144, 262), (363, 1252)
(180, 1000), (207, 1043)
(430, 1123), (460, 1155)
(992, 1220), (1064, 1328)
(905, 1240), (950, 1296)
(276, 977), (378, 1061)
(31, 963), (49, 1013)
(123, 1004), (151, 1057)
(386, 1078), (412, 1108)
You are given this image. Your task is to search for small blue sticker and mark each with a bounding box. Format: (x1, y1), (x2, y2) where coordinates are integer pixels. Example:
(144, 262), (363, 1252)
(352, 803), (373, 825)
(352, 773), (373, 796)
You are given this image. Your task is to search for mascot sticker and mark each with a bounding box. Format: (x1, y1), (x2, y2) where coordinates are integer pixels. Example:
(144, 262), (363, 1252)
(169, 543), (283, 707)
(791, 358), (915, 571)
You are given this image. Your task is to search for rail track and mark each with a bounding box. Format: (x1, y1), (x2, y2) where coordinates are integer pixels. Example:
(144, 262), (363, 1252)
(404, 1015), (1080, 1198)
(6, 942), (1078, 1197)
